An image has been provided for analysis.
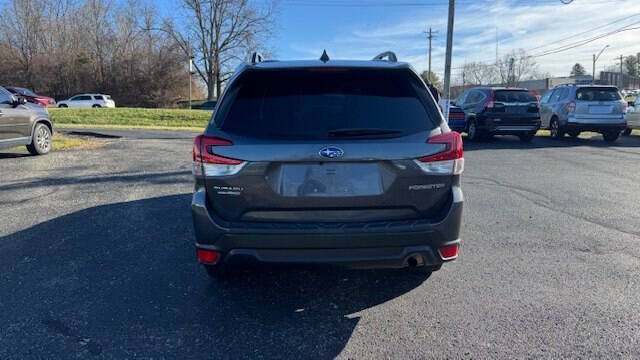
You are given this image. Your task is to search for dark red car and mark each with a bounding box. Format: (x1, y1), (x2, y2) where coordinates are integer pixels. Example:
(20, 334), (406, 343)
(6, 87), (56, 108)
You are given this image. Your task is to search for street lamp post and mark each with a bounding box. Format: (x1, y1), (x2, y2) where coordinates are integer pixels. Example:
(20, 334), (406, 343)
(592, 45), (609, 85)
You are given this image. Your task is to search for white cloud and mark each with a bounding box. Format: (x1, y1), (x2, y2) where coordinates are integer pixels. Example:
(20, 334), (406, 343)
(287, 0), (640, 79)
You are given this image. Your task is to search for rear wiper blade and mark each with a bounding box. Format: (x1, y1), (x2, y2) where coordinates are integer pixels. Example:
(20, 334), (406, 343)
(328, 128), (403, 138)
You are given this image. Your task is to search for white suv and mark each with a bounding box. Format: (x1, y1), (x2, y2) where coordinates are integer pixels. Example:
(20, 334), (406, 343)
(57, 94), (115, 108)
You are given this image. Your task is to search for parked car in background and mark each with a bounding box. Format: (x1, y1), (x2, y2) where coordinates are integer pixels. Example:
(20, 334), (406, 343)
(57, 94), (115, 108)
(624, 99), (639, 135)
(453, 87), (540, 142)
(0, 86), (53, 155)
(191, 100), (217, 110)
(5, 87), (56, 108)
(540, 85), (626, 142)
(192, 51), (463, 279)
(447, 104), (467, 133)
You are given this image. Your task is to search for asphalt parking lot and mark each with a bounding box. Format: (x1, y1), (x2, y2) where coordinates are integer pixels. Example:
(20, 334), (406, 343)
(1, 130), (640, 359)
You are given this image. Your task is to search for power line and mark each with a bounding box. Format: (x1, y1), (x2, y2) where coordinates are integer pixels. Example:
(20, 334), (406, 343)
(526, 12), (640, 52)
(451, 18), (640, 70)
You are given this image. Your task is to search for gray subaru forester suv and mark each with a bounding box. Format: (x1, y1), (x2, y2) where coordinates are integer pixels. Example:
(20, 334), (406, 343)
(191, 52), (464, 278)
(540, 84), (626, 142)
(0, 86), (53, 155)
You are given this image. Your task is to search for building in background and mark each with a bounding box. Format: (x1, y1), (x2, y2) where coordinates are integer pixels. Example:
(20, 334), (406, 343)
(599, 72), (640, 90)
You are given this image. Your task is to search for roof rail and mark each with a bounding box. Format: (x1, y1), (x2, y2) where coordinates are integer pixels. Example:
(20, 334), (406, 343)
(372, 51), (397, 62)
(250, 52), (263, 65)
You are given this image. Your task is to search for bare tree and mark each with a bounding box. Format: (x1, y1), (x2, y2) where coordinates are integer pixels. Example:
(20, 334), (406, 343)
(160, 0), (276, 100)
(0, 0), (46, 88)
(496, 49), (539, 87)
(461, 62), (498, 86)
(0, 0), (197, 107)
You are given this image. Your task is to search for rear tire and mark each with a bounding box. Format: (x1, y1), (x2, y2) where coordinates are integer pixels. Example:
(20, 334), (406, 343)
(622, 128), (632, 136)
(550, 118), (564, 140)
(26, 123), (52, 155)
(567, 130), (580, 138)
(602, 131), (620, 142)
(58, 104), (68, 108)
(92, 104), (101, 108)
(466, 119), (480, 141)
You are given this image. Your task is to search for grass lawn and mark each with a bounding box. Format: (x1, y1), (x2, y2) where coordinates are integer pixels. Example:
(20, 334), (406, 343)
(9, 132), (103, 152)
(53, 132), (103, 151)
(50, 108), (211, 130)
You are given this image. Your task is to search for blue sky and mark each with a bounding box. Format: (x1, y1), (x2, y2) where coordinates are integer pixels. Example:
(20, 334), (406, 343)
(162, 0), (640, 81)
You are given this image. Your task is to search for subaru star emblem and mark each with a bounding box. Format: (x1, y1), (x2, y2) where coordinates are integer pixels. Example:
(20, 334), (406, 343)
(319, 147), (344, 159)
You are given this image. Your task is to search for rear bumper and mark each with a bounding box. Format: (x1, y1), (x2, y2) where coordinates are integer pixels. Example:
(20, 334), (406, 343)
(481, 116), (541, 135)
(191, 186), (463, 269)
(566, 121), (626, 132)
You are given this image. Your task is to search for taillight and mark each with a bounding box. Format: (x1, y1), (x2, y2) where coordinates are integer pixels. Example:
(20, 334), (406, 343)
(415, 131), (464, 175)
(192, 134), (246, 177)
(438, 244), (459, 260)
(565, 101), (576, 113)
(197, 248), (221, 265)
(484, 90), (495, 110)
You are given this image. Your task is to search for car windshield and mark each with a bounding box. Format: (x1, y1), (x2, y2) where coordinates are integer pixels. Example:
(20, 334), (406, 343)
(215, 69), (439, 140)
(576, 87), (622, 101)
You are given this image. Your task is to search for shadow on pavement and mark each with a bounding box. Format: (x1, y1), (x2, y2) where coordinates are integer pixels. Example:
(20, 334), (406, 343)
(0, 151), (30, 159)
(0, 194), (429, 359)
(462, 133), (640, 151)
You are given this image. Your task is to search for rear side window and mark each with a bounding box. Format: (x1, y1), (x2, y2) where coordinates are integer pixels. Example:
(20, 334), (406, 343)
(576, 87), (621, 101)
(94, 96), (104, 100)
(0, 88), (12, 104)
(494, 90), (536, 102)
(215, 69), (440, 140)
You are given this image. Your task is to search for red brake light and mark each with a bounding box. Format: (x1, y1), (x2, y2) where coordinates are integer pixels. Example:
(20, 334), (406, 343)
(193, 134), (246, 177)
(420, 131), (464, 162)
(197, 248), (221, 265)
(484, 90), (495, 109)
(193, 135), (242, 165)
(415, 132), (464, 175)
(438, 244), (459, 260)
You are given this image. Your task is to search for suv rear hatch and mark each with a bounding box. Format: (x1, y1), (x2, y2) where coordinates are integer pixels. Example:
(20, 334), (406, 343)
(572, 87), (625, 123)
(486, 89), (539, 126)
(195, 67), (462, 223)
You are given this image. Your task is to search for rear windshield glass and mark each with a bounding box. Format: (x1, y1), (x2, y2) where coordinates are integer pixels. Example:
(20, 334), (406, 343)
(494, 90), (536, 102)
(576, 87), (621, 101)
(214, 69), (439, 140)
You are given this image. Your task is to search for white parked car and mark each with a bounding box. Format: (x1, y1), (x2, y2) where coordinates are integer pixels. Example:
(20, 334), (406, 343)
(624, 99), (639, 135)
(57, 94), (115, 108)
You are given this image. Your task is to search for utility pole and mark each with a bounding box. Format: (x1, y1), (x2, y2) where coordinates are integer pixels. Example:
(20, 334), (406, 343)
(442, 0), (455, 119)
(619, 54), (624, 89)
(637, 52), (640, 89)
(495, 27), (499, 65)
(508, 57), (515, 87)
(425, 27), (438, 77)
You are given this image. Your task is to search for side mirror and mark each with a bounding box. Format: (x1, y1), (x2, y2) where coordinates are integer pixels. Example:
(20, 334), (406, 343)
(13, 96), (27, 106)
(628, 101), (635, 108)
